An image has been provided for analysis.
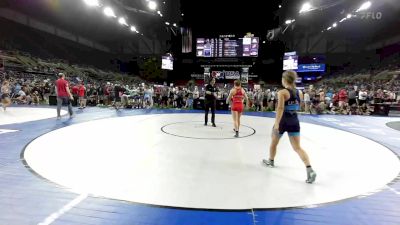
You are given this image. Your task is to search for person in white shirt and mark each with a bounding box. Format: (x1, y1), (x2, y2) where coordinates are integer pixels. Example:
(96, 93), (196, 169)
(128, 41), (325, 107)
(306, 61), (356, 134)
(358, 88), (368, 106)
(18, 90), (26, 97)
(143, 85), (153, 108)
(193, 86), (199, 99)
(16, 89), (27, 103)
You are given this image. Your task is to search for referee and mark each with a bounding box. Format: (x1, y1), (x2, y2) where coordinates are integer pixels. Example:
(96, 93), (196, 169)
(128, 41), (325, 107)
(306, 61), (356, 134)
(204, 78), (217, 127)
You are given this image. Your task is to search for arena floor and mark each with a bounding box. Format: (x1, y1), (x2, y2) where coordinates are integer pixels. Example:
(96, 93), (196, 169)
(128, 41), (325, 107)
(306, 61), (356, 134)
(1, 106), (400, 225)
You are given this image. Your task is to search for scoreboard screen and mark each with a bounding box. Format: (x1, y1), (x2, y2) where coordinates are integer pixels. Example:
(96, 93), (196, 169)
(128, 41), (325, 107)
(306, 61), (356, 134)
(196, 37), (259, 57)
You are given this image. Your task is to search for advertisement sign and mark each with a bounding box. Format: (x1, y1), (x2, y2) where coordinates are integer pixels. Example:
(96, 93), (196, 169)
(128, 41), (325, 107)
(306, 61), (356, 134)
(297, 64), (326, 72)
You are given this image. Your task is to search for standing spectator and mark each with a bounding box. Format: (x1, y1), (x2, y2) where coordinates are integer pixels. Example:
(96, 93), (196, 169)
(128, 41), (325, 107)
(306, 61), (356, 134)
(270, 89), (277, 111)
(193, 86), (199, 99)
(113, 84), (126, 110)
(185, 88), (194, 109)
(348, 88), (357, 107)
(1, 80), (11, 111)
(358, 88), (368, 106)
(176, 87), (184, 109)
(338, 88), (348, 110)
(104, 83), (111, 106)
(255, 89), (264, 111)
(97, 84), (104, 105)
(160, 85), (169, 108)
(204, 78), (217, 127)
(78, 81), (86, 109)
(143, 84), (154, 108)
(303, 89), (311, 113)
(70, 83), (78, 106)
(55, 73), (73, 119)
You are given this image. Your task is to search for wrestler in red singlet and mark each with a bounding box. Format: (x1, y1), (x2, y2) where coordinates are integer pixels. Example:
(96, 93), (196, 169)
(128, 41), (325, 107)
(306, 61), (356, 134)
(231, 87), (244, 112)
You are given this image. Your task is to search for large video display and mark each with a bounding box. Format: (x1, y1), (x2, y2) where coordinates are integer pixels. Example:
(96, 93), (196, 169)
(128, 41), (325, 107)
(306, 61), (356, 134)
(196, 37), (259, 57)
(283, 51), (298, 70)
(161, 55), (173, 70)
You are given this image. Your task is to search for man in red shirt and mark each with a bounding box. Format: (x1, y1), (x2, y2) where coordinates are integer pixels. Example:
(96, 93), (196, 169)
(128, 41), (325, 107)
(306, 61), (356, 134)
(338, 88), (348, 110)
(72, 85), (79, 97)
(56, 73), (74, 119)
(78, 81), (86, 109)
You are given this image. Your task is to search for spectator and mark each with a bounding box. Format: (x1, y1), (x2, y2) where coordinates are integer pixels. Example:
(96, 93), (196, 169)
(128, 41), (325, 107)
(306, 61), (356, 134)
(55, 73), (74, 119)
(78, 81), (86, 109)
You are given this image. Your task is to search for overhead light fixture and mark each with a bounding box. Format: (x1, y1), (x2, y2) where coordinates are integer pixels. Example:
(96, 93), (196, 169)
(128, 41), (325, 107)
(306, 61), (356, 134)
(181, 13), (184, 16)
(332, 23), (337, 27)
(118, 17), (128, 26)
(285, 19), (293, 25)
(135, 30), (139, 33)
(279, 5), (281, 8)
(103, 7), (116, 18)
(327, 26), (332, 30)
(160, 14), (163, 17)
(148, 1), (157, 10)
(347, 14), (352, 19)
(83, 0), (100, 7)
(173, 23), (177, 27)
(340, 18), (347, 22)
(299, 2), (312, 14)
(165, 21), (170, 25)
(130, 26), (137, 32)
(356, 1), (371, 12)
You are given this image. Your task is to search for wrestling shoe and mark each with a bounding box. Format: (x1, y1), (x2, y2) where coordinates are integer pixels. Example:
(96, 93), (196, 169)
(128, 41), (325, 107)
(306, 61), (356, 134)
(262, 159), (274, 167)
(306, 168), (317, 184)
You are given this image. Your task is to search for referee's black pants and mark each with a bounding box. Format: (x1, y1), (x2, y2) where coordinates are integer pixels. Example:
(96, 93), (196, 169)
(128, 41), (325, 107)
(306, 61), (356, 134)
(204, 100), (216, 125)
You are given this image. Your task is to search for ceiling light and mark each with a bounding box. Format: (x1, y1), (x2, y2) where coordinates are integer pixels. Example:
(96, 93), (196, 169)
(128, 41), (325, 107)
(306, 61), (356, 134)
(148, 1), (157, 10)
(83, 0), (100, 7)
(165, 21), (170, 25)
(356, 1), (371, 12)
(130, 26), (137, 32)
(299, 2), (312, 14)
(118, 17), (128, 26)
(332, 23), (337, 27)
(103, 7), (116, 18)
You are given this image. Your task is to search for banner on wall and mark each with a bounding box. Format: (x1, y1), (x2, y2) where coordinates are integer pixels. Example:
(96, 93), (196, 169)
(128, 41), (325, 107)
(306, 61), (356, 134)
(190, 74), (205, 79)
(193, 70), (258, 81)
(210, 70), (241, 80)
(297, 64), (326, 72)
